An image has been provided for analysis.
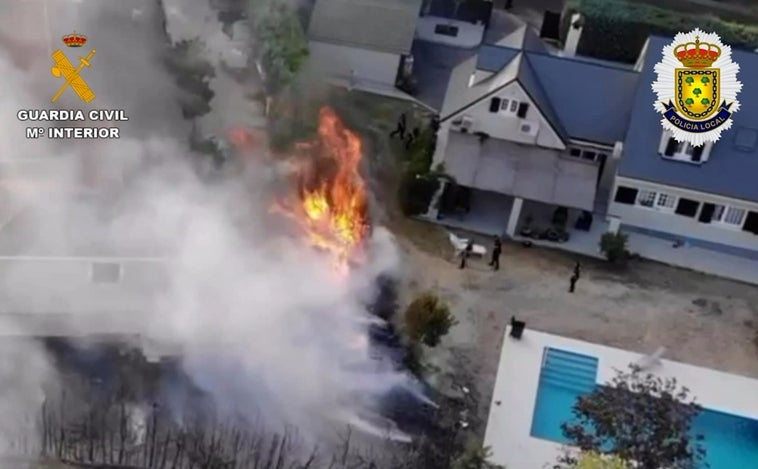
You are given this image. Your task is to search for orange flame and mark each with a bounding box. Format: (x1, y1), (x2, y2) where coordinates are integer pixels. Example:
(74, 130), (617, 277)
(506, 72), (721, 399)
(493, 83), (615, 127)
(273, 106), (369, 273)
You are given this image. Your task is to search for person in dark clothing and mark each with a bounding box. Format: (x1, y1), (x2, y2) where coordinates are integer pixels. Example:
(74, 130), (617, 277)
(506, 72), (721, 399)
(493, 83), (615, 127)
(430, 114), (440, 132)
(573, 261), (582, 279)
(405, 126), (421, 149)
(489, 236), (502, 271)
(569, 273), (578, 293)
(390, 113), (407, 139)
(460, 240), (474, 269)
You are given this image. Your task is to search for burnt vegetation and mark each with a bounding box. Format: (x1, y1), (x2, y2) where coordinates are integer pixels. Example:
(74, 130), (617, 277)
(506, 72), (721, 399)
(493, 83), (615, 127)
(9, 316), (470, 469)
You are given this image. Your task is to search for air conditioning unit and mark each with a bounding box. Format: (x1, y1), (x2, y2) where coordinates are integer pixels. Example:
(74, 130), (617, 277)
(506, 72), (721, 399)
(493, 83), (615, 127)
(460, 116), (474, 133)
(519, 121), (539, 137)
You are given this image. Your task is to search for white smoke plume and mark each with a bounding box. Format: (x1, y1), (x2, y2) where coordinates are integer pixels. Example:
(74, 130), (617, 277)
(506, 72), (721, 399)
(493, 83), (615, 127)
(0, 0), (416, 458)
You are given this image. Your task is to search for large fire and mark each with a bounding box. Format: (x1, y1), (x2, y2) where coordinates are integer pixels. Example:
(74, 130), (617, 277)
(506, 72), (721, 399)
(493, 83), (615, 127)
(271, 106), (370, 272)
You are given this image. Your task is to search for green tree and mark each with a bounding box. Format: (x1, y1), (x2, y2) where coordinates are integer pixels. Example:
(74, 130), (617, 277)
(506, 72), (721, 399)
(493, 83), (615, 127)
(568, 452), (630, 469)
(599, 232), (628, 264)
(560, 365), (705, 469)
(685, 76), (694, 86)
(692, 87), (702, 97)
(404, 292), (456, 347)
(685, 98), (695, 105)
(701, 98), (710, 105)
(451, 444), (504, 469)
(700, 76), (710, 84)
(252, 1), (309, 94)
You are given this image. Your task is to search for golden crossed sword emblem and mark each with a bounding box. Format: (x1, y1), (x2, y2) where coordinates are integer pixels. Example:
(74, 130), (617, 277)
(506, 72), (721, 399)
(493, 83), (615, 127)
(50, 48), (96, 103)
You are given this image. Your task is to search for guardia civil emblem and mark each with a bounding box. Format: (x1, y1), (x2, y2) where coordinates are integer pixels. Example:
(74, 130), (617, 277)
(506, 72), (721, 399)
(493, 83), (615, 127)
(652, 29), (742, 146)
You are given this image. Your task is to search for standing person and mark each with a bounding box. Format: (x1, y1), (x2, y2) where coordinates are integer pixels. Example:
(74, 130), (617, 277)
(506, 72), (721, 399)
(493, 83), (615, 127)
(569, 272), (579, 293)
(573, 261), (582, 279)
(405, 126), (421, 149)
(390, 113), (407, 139)
(489, 236), (502, 271)
(460, 239), (474, 269)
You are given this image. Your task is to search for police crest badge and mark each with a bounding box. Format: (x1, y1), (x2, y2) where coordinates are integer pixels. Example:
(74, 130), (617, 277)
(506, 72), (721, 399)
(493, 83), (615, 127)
(652, 29), (742, 146)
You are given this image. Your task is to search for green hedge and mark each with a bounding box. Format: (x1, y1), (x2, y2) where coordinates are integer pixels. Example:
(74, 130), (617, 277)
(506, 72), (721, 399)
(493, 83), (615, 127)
(562, 0), (758, 63)
(398, 172), (439, 217)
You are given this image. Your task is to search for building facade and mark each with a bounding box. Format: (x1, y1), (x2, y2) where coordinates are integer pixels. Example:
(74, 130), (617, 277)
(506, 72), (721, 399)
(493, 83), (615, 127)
(306, 0), (423, 90)
(430, 26), (636, 239)
(430, 25), (758, 260)
(608, 36), (758, 259)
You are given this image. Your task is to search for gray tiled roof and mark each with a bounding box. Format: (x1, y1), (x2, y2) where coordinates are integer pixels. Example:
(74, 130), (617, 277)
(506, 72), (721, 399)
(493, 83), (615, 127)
(492, 24), (549, 54)
(474, 44), (639, 145)
(517, 54), (570, 142)
(619, 37), (758, 202)
(307, 0), (422, 54)
(526, 52), (640, 145)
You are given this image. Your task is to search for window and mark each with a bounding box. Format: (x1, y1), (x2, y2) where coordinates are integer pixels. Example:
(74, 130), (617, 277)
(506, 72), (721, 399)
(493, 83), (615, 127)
(743, 211), (758, 235)
(656, 193), (675, 209)
(614, 186), (638, 205)
(434, 24), (459, 37)
(675, 198), (700, 217)
(636, 190), (675, 210)
(496, 98), (520, 114)
(733, 128), (758, 152)
(637, 190), (656, 207)
(712, 205), (746, 226)
(581, 151), (597, 161)
(489, 97), (501, 113)
(517, 102), (529, 118)
(567, 147), (605, 162)
(91, 262), (121, 284)
(661, 135), (706, 163)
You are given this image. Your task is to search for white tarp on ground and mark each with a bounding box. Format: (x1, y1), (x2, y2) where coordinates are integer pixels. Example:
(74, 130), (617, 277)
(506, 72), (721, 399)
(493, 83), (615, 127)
(444, 132), (598, 211)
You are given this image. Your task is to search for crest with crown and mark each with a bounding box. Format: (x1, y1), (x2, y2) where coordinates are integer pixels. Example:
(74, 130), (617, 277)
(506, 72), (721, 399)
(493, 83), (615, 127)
(674, 36), (721, 68)
(62, 31), (87, 48)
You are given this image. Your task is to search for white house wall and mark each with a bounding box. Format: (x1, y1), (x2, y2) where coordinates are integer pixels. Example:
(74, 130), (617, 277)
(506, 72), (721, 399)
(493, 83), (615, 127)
(608, 176), (758, 252)
(0, 258), (168, 315)
(455, 80), (565, 150)
(307, 41), (401, 86)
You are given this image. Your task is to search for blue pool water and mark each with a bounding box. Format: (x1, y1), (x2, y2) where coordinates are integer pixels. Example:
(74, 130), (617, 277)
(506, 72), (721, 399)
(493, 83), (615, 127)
(530, 347), (758, 469)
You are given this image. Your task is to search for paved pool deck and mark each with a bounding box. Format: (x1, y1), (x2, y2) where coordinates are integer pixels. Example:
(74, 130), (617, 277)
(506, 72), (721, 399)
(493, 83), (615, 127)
(484, 326), (758, 469)
(423, 212), (758, 286)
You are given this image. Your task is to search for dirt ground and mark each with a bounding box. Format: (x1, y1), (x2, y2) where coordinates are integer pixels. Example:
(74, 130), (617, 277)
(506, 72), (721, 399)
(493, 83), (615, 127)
(387, 217), (758, 434)
(334, 88), (758, 435)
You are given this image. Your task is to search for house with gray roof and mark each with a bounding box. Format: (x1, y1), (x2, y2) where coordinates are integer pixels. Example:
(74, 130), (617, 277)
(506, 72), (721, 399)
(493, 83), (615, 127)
(430, 25), (639, 238)
(608, 36), (758, 259)
(429, 23), (758, 262)
(306, 0), (423, 92)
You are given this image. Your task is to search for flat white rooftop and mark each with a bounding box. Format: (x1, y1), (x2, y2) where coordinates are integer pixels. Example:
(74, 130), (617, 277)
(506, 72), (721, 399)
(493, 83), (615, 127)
(484, 326), (758, 469)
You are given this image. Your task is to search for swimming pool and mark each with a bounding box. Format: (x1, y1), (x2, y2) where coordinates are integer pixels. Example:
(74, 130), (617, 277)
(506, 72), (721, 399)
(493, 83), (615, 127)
(530, 347), (758, 469)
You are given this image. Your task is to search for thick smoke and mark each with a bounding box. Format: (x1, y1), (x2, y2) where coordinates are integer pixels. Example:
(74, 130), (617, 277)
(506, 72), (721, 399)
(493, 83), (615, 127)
(0, 0), (414, 456)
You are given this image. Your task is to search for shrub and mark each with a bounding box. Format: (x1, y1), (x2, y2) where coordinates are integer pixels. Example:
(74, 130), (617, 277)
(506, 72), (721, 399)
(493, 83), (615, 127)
(599, 231), (629, 264)
(562, 0), (758, 63)
(404, 292), (456, 347)
(250, 1), (309, 94)
(451, 443), (504, 469)
(568, 452), (630, 469)
(398, 172), (440, 216)
(397, 121), (449, 216)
